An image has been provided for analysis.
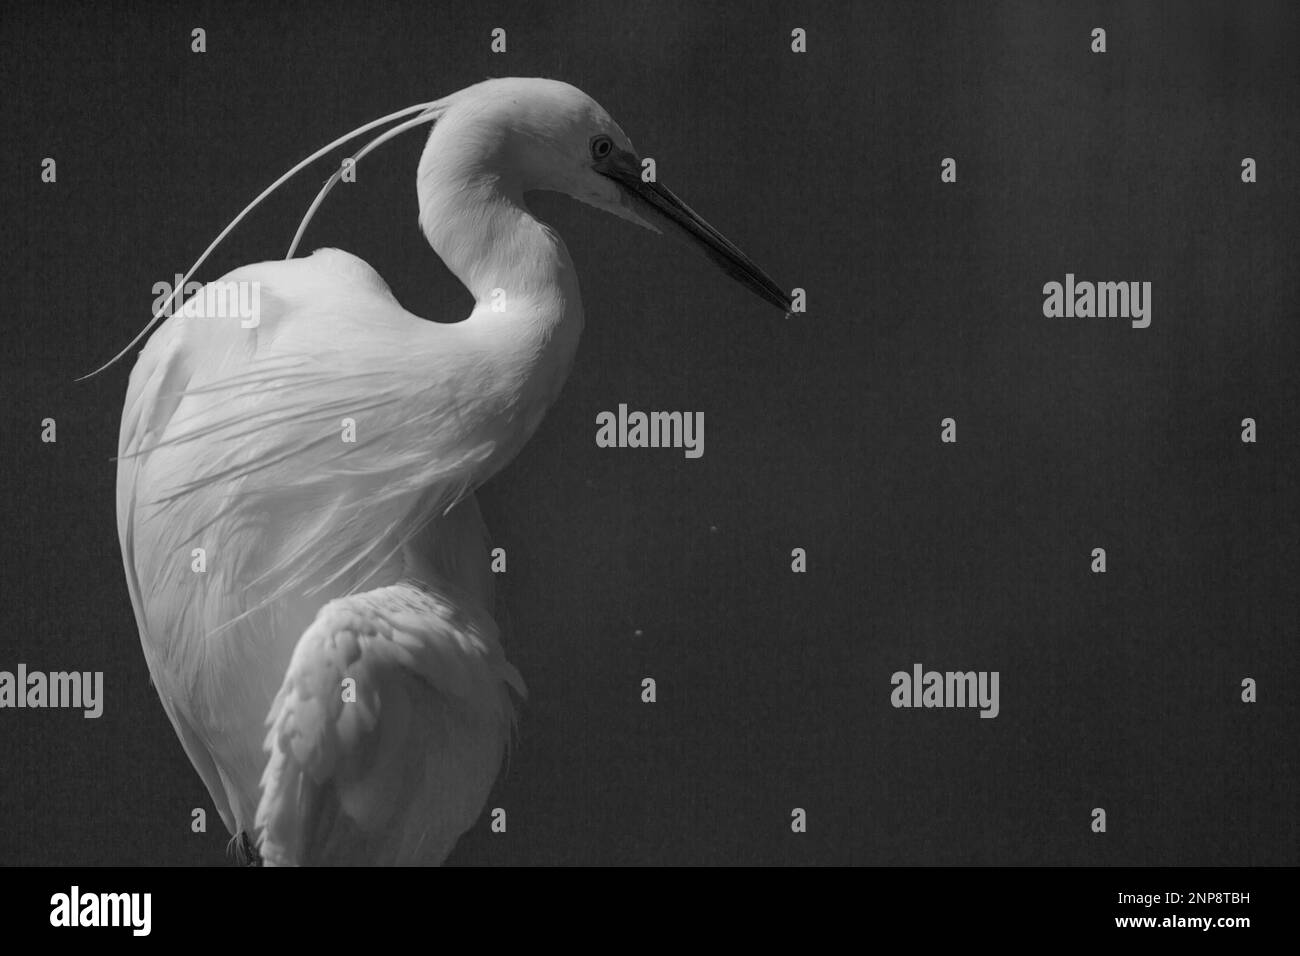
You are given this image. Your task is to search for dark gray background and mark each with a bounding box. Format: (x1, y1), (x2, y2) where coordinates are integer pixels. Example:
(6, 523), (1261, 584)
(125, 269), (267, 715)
(0, 0), (1296, 865)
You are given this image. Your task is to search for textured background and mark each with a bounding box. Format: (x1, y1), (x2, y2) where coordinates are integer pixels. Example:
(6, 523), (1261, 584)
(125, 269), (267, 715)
(0, 0), (1296, 865)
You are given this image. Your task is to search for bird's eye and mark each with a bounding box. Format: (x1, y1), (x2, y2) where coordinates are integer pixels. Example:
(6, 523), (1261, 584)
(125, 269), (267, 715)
(590, 135), (614, 160)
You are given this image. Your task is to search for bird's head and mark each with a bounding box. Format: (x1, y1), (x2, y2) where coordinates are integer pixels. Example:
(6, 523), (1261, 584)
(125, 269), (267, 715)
(78, 78), (790, 382)
(440, 77), (791, 314)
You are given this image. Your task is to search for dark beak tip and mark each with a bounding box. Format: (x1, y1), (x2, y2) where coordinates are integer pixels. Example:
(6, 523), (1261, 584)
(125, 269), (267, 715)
(618, 167), (792, 318)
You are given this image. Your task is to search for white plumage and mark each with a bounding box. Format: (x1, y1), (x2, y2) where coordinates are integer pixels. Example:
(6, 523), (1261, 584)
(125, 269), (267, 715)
(114, 77), (787, 865)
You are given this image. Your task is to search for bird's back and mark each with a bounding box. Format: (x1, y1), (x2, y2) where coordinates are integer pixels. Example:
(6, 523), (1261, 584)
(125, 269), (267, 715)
(118, 249), (521, 859)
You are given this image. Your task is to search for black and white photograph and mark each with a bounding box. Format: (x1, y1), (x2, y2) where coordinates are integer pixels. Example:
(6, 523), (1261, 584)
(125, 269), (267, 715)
(0, 0), (1295, 937)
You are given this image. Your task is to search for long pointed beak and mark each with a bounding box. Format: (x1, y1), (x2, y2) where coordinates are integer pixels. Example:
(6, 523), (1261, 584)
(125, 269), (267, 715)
(595, 149), (791, 314)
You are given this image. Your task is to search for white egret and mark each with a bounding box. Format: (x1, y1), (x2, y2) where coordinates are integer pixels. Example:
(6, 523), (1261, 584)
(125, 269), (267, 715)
(113, 77), (788, 866)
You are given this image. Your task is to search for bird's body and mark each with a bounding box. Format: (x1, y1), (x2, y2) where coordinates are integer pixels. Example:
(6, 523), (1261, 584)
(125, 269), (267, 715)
(115, 78), (786, 865)
(118, 248), (547, 863)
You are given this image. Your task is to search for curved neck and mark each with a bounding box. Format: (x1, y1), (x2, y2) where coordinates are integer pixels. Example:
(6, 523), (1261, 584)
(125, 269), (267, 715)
(414, 114), (585, 443)
(417, 116), (578, 312)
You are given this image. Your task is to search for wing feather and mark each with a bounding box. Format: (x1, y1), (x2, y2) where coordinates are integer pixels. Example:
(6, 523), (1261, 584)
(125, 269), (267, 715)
(117, 248), (508, 835)
(255, 581), (523, 865)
